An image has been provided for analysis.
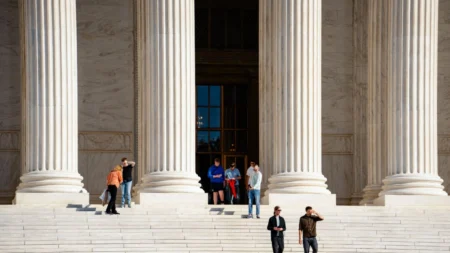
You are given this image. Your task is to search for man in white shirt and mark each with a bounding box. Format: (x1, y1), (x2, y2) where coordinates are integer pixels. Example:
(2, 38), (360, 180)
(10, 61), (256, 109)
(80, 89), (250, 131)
(248, 164), (262, 219)
(245, 161), (256, 191)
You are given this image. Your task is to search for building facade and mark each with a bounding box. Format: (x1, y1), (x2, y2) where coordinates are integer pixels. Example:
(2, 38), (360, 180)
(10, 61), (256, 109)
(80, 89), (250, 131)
(1, 0), (450, 205)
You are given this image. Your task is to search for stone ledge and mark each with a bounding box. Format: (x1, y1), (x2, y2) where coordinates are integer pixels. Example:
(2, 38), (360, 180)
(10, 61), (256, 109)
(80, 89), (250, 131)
(374, 195), (450, 207)
(13, 192), (89, 206)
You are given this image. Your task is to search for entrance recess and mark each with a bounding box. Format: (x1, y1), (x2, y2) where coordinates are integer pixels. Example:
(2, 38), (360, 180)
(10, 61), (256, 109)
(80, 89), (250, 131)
(195, 84), (251, 204)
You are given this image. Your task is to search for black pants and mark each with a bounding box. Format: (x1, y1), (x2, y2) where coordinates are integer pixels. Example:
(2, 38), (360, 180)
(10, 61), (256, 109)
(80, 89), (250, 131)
(303, 237), (318, 253)
(271, 236), (284, 253)
(106, 185), (117, 212)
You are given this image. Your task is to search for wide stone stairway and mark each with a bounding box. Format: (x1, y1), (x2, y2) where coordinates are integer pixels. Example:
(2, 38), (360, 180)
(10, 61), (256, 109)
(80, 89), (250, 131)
(0, 204), (449, 253)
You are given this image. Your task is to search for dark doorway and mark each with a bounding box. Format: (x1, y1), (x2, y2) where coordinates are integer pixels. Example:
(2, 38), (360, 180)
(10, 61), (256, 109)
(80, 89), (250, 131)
(195, 0), (259, 204)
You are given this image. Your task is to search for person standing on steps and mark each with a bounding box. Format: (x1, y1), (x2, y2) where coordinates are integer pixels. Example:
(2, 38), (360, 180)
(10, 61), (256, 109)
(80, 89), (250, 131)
(299, 206), (324, 253)
(105, 165), (123, 215)
(245, 161), (256, 191)
(225, 162), (241, 204)
(248, 164), (262, 219)
(208, 158), (225, 204)
(120, 157), (135, 208)
(267, 206), (286, 253)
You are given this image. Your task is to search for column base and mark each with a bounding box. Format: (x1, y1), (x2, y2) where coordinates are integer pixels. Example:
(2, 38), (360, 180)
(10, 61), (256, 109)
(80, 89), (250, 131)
(359, 184), (382, 205)
(266, 172), (331, 194)
(136, 172), (203, 193)
(374, 195), (450, 207)
(263, 193), (336, 207)
(16, 171), (87, 193)
(350, 192), (364, 205)
(138, 193), (207, 207)
(13, 192), (89, 206)
(379, 174), (447, 196)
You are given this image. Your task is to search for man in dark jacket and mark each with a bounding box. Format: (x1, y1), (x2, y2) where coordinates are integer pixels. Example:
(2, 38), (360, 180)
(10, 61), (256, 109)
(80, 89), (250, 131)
(267, 206), (286, 253)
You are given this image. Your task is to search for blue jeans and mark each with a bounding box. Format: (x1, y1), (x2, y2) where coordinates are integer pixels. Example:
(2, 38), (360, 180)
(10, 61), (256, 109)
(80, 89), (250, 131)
(303, 237), (318, 253)
(248, 189), (260, 215)
(121, 180), (132, 206)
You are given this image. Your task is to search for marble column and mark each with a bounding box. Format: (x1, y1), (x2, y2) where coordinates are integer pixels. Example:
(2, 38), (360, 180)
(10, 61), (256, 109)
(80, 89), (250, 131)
(352, 0), (369, 205)
(135, 0), (204, 205)
(259, 0), (274, 197)
(377, 0), (447, 201)
(361, 0), (387, 205)
(262, 0), (334, 205)
(15, 0), (88, 205)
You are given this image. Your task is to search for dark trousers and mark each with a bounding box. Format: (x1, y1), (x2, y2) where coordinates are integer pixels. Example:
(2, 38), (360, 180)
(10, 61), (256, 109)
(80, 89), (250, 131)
(303, 237), (318, 253)
(106, 185), (117, 212)
(271, 236), (284, 253)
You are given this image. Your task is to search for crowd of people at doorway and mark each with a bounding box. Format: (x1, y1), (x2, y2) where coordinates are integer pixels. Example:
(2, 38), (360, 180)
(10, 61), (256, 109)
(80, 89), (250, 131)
(207, 159), (262, 218)
(208, 159), (323, 253)
(103, 157), (135, 215)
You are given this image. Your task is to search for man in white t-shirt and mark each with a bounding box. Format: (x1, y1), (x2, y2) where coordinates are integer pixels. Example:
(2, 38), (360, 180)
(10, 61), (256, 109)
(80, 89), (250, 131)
(245, 161), (256, 191)
(248, 164), (262, 219)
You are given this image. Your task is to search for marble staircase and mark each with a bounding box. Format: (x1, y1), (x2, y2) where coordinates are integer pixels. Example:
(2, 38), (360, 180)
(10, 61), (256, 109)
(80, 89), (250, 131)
(0, 204), (449, 253)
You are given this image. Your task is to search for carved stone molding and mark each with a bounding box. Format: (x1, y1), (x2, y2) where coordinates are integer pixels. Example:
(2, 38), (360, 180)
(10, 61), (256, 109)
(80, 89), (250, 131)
(79, 131), (133, 153)
(0, 131), (19, 152)
(322, 134), (353, 155)
(438, 135), (450, 155)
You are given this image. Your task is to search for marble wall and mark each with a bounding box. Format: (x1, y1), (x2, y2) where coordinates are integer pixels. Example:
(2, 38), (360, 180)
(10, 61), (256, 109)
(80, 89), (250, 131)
(76, 0), (135, 202)
(1, 0), (448, 204)
(0, 0), (21, 203)
(439, 0), (450, 194)
(322, 0), (355, 205)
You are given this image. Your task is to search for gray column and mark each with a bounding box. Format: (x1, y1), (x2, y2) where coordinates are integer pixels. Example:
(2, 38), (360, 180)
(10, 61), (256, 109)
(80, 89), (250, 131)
(361, 0), (388, 205)
(352, 0), (369, 205)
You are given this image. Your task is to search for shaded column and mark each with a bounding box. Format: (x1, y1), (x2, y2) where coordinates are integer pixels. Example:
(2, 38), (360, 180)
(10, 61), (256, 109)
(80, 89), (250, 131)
(259, 0), (274, 196)
(352, 0), (369, 205)
(361, 0), (388, 205)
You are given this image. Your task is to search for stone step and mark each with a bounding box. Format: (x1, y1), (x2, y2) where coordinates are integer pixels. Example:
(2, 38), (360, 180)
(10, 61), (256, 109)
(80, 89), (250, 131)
(1, 205), (449, 253)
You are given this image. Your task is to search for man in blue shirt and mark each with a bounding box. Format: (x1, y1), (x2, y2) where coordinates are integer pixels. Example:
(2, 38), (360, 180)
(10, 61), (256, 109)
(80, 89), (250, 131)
(208, 158), (225, 205)
(225, 162), (241, 204)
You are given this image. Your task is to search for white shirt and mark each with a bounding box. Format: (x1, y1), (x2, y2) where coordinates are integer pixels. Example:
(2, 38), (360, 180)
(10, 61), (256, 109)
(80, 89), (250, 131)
(246, 166), (254, 178)
(249, 171), (262, 190)
(276, 216), (280, 236)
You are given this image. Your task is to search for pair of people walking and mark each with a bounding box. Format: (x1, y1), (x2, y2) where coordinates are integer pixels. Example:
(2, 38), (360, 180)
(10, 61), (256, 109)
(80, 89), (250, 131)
(105, 157), (135, 214)
(268, 206), (324, 253)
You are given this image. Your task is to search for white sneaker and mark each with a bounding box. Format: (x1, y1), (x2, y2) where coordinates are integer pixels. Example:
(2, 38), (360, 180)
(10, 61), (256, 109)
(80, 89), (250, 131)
(120, 205), (125, 208)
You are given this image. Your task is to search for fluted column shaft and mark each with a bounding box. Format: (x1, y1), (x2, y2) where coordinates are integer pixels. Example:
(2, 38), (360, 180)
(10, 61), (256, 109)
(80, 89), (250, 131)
(380, 0), (446, 196)
(136, 0), (202, 193)
(259, 0), (274, 194)
(361, 0), (387, 204)
(352, 0), (369, 205)
(17, 0), (86, 193)
(264, 0), (330, 194)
